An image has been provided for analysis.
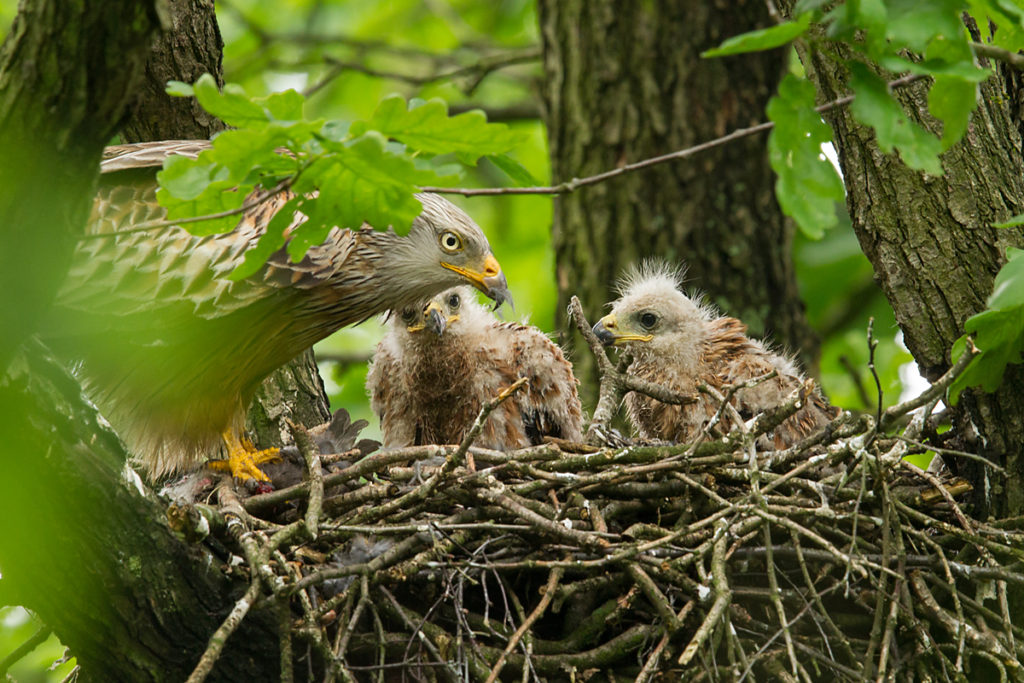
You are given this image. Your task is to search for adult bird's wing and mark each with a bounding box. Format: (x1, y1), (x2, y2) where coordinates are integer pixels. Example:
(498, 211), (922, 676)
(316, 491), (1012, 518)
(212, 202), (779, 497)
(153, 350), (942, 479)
(53, 141), (360, 333)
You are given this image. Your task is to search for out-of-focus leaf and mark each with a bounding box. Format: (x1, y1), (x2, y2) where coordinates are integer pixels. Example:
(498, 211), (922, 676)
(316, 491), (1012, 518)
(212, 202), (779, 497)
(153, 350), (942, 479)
(949, 247), (1024, 402)
(994, 214), (1024, 229)
(350, 95), (525, 161)
(258, 89), (305, 121)
(767, 74), (844, 238)
(156, 180), (245, 236)
(487, 153), (540, 187)
(165, 80), (194, 97)
(702, 13), (812, 57)
(885, 0), (968, 53)
(849, 63), (944, 175)
(192, 73), (268, 127)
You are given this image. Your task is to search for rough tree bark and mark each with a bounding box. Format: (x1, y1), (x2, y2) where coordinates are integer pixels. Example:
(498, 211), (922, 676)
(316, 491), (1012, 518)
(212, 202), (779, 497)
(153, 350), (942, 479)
(0, 0), (162, 367)
(793, 37), (1024, 519)
(114, 0), (331, 452)
(538, 0), (817, 402)
(0, 1), (285, 679)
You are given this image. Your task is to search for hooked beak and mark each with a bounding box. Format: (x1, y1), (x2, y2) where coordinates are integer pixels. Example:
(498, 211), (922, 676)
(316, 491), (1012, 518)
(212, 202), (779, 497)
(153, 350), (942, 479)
(423, 301), (447, 336)
(442, 254), (514, 311)
(592, 314), (653, 346)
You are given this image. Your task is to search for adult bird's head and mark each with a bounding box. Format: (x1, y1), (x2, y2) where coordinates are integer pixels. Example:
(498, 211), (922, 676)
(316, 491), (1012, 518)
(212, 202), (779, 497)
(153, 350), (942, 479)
(593, 261), (709, 362)
(396, 193), (512, 310)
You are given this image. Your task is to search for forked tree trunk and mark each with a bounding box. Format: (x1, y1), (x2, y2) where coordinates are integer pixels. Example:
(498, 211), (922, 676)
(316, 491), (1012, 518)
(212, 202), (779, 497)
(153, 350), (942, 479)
(538, 0), (817, 402)
(794, 38), (1024, 519)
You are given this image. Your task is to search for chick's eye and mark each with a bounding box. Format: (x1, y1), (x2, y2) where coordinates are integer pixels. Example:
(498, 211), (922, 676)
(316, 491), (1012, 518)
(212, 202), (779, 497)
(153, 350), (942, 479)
(639, 312), (658, 329)
(439, 231), (462, 252)
(400, 308), (416, 324)
(447, 293), (461, 309)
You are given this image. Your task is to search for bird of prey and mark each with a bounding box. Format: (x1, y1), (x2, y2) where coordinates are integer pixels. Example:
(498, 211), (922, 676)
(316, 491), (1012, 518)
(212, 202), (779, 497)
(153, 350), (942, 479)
(592, 262), (836, 448)
(367, 286), (584, 450)
(44, 140), (510, 481)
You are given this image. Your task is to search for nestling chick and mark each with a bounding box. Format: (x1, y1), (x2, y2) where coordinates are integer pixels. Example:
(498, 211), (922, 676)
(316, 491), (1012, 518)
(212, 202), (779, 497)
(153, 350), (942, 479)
(367, 287), (584, 449)
(593, 262), (837, 447)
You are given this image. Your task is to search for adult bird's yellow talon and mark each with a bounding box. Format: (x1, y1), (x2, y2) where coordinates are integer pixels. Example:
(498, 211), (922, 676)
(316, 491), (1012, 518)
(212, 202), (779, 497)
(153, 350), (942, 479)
(209, 430), (280, 482)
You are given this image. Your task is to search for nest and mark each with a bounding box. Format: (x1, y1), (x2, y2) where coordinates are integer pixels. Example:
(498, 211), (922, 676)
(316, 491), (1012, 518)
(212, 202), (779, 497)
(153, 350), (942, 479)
(169, 310), (1024, 682)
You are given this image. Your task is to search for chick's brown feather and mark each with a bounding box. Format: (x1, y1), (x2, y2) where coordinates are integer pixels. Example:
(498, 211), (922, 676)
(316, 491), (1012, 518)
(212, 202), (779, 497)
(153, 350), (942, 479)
(598, 263), (837, 448)
(368, 287), (584, 450)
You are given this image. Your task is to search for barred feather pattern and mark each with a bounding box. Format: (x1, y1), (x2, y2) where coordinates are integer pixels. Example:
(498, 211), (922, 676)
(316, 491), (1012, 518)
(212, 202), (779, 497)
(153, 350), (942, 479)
(46, 141), (502, 477)
(368, 287), (584, 450)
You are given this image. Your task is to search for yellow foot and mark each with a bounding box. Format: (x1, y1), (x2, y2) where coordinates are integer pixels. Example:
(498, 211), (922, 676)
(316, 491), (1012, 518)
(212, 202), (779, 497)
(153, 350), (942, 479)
(208, 430), (280, 482)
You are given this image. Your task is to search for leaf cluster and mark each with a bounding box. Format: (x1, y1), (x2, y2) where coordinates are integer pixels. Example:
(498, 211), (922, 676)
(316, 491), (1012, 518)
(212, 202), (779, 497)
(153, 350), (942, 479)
(158, 74), (526, 278)
(705, 0), (1006, 239)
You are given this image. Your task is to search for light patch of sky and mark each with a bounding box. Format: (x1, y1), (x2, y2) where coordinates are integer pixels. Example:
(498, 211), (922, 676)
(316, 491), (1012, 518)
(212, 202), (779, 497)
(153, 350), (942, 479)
(821, 141), (842, 177)
(265, 72), (309, 93)
(895, 329), (936, 405)
(820, 141), (930, 404)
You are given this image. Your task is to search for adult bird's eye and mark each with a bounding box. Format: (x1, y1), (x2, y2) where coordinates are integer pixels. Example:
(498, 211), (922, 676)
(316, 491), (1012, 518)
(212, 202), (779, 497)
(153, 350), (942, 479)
(639, 312), (658, 329)
(447, 293), (461, 309)
(439, 231), (462, 253)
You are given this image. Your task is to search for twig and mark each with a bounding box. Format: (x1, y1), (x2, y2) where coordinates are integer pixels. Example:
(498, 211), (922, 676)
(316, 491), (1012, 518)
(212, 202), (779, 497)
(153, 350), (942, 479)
(186, 579), (262, 683)
(288, 419), (324, 540)
(0, 623), (52, 676)
(971, 41), (1024, 70)
(420, 74), (927, 197)
(484, 566), (563, 683)
(880, 338), (980, 429)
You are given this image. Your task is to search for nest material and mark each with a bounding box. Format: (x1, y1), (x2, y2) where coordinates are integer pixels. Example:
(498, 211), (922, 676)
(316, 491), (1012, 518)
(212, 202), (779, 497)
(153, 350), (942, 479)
(173, 395), (1023, 681)
(169, 308), (1024, 682)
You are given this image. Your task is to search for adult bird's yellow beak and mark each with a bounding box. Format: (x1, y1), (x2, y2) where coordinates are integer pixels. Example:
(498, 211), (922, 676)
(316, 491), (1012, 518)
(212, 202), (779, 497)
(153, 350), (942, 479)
(592, 314), (653, 346)
(442, 254), (514, 310)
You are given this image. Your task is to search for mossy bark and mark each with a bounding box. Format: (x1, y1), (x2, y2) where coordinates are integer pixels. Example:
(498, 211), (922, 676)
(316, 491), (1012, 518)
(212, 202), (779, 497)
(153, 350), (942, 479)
(794, 39), (1024, 519)
(538, 0), (817, 404)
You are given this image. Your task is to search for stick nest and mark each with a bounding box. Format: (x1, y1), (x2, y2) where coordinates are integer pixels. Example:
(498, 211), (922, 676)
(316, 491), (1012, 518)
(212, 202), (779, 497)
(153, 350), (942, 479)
(171, 308), (1024, 682)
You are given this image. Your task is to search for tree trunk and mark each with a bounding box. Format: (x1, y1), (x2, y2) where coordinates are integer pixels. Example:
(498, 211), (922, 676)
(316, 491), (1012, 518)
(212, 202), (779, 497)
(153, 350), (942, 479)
(0, 0), (163, 368)
(794, 41), (1024, 519)
(115, 0), (332, 452)
(538, 0), (817, 403)
(0, 1), (287, 679)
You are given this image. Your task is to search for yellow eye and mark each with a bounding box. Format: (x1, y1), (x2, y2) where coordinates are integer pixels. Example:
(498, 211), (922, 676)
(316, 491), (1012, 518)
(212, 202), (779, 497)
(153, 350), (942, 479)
(439, 231), (463, 253)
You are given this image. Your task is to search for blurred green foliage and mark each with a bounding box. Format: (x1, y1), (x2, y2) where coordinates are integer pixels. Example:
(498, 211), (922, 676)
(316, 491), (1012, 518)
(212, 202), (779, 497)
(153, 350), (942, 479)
(0, 0), (940, 674)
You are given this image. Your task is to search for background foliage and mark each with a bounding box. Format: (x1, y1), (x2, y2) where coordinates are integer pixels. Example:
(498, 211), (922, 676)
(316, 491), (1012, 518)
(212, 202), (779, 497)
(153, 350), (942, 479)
(16, 0), (1019, 675)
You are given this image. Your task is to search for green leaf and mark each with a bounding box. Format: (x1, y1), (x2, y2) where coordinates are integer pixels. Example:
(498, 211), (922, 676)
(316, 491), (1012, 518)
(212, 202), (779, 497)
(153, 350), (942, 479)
(949, 248), (1024, 402)
(258, 89), (305, 121)
(165, 80), (194, 97)
(157, 153), (222, 200)
(988, 247), (1024, 310)
(702, 13), (812, 57)
(766, 74), (845, 238)
(282, 132), (444, 262)
(156, 180), (246, 236)
(229, 197), (300, 281)
(994, 214), (1024, 229)
(350, 95), (525, 161)
(849, 63), (944, 175)
(486, 153), (540, 187)
(193, 73), (268, 127)
(886, 0), (968, 53)
(929, 76), (978, 149)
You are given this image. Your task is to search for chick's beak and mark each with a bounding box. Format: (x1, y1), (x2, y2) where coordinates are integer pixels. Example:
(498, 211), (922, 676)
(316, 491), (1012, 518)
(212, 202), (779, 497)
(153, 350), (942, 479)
(592, 314), (653, 346)
(442, 253), (514, 311)
(592, 315), (619, 346)
(424, 301), (447, 336)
